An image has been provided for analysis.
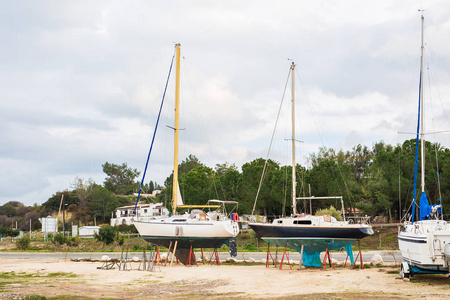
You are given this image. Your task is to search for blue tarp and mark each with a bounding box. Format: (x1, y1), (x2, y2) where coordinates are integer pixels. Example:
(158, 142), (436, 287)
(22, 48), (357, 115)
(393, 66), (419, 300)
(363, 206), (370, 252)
(419, 191), (442, 220)
(419, 192), (431, 220)
(264, 238), (356, 267)
(302, 241), (355, 267)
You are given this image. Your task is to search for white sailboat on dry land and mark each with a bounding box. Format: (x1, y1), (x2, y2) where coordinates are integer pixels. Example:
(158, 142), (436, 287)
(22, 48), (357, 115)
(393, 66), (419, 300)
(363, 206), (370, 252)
(133, 44), (239, 265)
(248, 62), (373, 267)
(398, 15), (450, 279)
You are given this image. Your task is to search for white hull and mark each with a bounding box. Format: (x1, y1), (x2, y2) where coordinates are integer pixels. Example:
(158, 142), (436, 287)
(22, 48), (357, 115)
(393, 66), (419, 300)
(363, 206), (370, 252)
(134, 217), (239, 239)
(398, 220), (450, 274)
(133, 209), (239, 250)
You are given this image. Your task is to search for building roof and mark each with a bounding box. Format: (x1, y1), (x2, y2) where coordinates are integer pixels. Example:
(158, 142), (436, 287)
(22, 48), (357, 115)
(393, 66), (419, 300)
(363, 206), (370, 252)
(79, 226), (100, 229)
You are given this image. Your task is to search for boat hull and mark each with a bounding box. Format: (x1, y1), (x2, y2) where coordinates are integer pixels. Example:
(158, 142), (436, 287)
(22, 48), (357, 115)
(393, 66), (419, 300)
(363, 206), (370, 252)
(133, 219), (239, 265)
(249, 222), (373, 267)
(249, 223), (373, 240)
(398, 221), (450, 275)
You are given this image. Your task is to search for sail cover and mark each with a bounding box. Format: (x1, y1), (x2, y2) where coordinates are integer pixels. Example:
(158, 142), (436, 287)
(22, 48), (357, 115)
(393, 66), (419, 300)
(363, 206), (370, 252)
(419, 192), (430, 220)
(419, 191), (441, 220)
(419, 192), (441, 221)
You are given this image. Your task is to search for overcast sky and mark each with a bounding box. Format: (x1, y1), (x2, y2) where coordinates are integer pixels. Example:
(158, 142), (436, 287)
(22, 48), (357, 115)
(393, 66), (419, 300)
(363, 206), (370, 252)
(2, 0), (450, 206)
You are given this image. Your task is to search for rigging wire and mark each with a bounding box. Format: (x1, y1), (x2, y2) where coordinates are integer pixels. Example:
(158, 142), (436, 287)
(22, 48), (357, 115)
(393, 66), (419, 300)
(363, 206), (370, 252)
(133, 53), (175, 213)
(427, 63), (444, 219)
(251, 68), (291, 216)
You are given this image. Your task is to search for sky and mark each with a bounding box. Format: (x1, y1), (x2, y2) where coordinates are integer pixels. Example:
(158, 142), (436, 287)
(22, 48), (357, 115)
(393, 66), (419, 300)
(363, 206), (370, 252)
(2, 0), (450, 206)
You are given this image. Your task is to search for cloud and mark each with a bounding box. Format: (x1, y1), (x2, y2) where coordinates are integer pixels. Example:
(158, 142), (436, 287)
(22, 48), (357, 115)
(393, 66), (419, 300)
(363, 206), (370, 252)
(2, 1), (450, 206)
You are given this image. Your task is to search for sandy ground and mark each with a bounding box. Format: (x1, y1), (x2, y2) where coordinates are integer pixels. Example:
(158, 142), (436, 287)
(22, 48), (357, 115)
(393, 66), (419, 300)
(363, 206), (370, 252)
(1, 256), (450, 299)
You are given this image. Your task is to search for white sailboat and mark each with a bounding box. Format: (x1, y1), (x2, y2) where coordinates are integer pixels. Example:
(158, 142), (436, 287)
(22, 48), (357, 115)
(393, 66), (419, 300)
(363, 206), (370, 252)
(398, 15), (450, 279)
(133, 44), (239, 265)
(248, 62), (373, 267)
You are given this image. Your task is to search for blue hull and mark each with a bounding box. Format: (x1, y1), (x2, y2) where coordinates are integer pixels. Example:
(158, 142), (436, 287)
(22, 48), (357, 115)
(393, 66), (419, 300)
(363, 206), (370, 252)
(249, 223), (373, 267)
(249, 223), (373, 240)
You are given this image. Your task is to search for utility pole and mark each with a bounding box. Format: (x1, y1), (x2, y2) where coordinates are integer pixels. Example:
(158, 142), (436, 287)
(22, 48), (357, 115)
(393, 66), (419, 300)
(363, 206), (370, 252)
(63, 197), (65, 237)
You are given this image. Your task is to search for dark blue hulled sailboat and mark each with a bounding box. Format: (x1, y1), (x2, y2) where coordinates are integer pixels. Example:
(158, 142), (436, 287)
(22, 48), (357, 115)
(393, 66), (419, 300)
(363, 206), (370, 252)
(248, 62), (373, 267)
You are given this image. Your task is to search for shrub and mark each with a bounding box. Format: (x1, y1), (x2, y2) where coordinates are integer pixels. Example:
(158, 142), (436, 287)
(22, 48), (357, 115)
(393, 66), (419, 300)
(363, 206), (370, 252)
(70, 236), (80, 247)
(94, 225), (117, 245)
(117, 236), (125, 247)
(53, 233), (69, 245)
(315, 206), (343, 221)
(15, 235), (31, 250)
(117, 224), (138, 234)
(244, 243), (256, 251)
(0, 227), (20, 237)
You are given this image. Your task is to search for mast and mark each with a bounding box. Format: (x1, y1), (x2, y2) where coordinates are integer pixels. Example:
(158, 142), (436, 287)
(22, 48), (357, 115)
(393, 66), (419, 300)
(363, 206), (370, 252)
(411, 15), (425, 222)
(419, 15), (425, 193)
(291, 62), (297, 215)
(172, 43), (181, 215)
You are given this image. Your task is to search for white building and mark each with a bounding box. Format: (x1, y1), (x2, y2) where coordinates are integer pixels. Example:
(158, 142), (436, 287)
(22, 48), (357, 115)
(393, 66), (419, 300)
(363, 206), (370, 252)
(110, 203), (169, 226)
(78, 226), (100, 238)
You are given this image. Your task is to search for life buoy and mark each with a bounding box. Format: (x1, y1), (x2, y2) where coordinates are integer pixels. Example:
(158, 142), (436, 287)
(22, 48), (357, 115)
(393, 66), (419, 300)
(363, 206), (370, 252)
(231, 213), (239, 222)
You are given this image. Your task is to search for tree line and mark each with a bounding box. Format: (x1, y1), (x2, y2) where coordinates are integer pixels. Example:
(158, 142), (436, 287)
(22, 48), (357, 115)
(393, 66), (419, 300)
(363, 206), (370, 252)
(1, 138), (449, 234)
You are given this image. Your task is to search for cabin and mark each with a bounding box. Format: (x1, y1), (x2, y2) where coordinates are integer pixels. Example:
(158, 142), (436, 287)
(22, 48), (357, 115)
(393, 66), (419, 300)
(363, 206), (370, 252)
(110, 203), (169, 226)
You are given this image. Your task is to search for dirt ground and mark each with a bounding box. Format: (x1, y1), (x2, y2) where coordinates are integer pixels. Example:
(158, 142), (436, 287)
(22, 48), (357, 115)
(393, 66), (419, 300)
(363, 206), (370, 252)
(1, 256), (449, 299)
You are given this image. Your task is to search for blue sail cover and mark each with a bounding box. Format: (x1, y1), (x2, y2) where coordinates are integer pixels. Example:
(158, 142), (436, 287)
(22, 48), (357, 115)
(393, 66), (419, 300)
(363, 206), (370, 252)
(419, 192), (441, 220)
(419, 192), (430, 220)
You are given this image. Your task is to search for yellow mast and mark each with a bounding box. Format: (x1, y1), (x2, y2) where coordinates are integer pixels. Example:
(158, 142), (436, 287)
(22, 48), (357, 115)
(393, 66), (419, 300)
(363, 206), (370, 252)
(172, 43), (181, 215)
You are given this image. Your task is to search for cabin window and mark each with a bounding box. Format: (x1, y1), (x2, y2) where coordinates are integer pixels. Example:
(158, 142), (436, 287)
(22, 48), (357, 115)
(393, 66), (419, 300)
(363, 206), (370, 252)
(294, 220), (312, 225)
(173, 219), (186, 222)
(144, 209), (147, 213)
(277, 220), (283, 224)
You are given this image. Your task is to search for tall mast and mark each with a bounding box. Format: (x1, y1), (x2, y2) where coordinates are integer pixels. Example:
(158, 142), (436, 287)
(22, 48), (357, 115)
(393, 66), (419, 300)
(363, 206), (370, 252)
(420, 15), (425, 193)
(291, 62), (297, 215)
(412, 15), (425, 222)
(172, 43), (181, 215)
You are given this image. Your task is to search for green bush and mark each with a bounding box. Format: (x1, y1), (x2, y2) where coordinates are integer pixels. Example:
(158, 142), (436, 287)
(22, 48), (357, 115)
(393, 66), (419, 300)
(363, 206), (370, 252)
(70, 236), (80, 246)
(117, 224), (138, 234)
(0, 227), (20, 237)
(315, 206), (343, 221)
(15, 235), (31, 250)
(244, 243), (256, 251)
(53, 233), (69, 245)
(94, 225), (118, 245)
